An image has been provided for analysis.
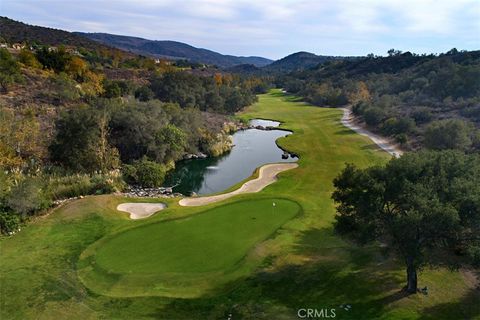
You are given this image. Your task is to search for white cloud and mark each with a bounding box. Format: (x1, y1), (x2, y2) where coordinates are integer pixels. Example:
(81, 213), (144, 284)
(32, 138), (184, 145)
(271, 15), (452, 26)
(1, 0), (479, 58)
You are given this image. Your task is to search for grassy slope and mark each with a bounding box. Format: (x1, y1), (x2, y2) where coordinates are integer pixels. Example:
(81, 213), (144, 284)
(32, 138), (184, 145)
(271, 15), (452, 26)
(0, 90), (478, 319)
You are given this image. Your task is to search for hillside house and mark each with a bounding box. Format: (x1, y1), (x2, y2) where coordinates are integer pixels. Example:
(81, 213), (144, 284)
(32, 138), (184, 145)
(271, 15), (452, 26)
(12, 43), (25, 50)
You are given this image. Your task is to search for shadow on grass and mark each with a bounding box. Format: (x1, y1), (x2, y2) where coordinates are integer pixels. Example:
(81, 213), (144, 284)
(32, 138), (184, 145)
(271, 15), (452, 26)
(421, 288), (480, 319)
(420, 274), (480, 320)
(273, 92), (305, 103)
(141, 261), (399, 319)
(141, 227), (403, 319)
(98, 228), (479, 320)
(361, 144), (382, 151)
(269, 91), (286, 98)
(336, 129), (355, 135)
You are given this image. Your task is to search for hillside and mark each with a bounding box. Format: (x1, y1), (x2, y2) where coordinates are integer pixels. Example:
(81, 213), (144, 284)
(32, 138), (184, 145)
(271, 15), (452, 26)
(0, 17), (120, 53)
(225, 63), (261, 74)
(263, 51), (350, 73)
(282, 50), (480, 150)
(76, 32), (273, 68)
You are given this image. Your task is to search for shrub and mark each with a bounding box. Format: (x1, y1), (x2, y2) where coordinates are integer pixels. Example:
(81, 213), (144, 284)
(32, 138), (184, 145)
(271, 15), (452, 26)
(352, 101), (370, 116)
(412, 107), (433, 124)
(90, 173), (122, 194)
(7, 178), (51, 216)
(424, 119), (476, 151)
(383, 117), (415, 135)
(0, 211), (21, 234)
(121, 164), (138, 185)
(364, 107), (385, 126)
(134, 85), (154, 101)
(46, 172), (124, 199)
(18, 49), (41, 68)
(122, 158), (167, 187)
(0, 48), (23, 92)
(103, 80), (121, 98)
(395, 117), (415, 134)
(49, 73), (81, 102)
(35, 47), (71, 73)
(395, 133), (408, 145)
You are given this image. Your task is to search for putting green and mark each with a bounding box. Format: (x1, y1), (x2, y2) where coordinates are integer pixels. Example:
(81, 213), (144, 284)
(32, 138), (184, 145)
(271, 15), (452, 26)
(78, 198), (301, 297)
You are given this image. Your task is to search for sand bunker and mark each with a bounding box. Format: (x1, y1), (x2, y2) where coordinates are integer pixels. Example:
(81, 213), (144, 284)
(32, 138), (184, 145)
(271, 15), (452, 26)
(179, 163), (298, 207)
(341, 108), (403, 158)
(117, 203), (166, 219)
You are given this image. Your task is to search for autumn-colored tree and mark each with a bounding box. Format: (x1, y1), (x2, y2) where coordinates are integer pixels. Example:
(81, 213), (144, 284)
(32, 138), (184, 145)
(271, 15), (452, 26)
(81, 70), (105, 96)
(0, 108), (45, 169)
(348, 81), (371, 104)
(214, 73), (223, 85)
(0, 109), (22, 168)
(12, 109), (46, 162)
(66, 56), (88, 80)
(111, 50), (121, 68)
(96, 110), (120, 172)
(222, 73), (233, 85)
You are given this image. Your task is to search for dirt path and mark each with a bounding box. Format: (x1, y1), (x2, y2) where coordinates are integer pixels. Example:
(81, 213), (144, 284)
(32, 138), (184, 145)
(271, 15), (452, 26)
(117, 203), (166, 219)
(341, 107), (403, 158)
(179, 163), (298, 207)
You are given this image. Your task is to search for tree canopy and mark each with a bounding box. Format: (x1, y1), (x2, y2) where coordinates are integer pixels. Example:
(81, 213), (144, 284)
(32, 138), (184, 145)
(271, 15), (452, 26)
(332, 151), (480, 293)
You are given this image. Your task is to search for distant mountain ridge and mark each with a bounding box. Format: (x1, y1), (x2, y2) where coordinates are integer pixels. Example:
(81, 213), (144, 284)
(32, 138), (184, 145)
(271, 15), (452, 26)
(263, 51), (354, 73)
(0, 17), (119, 53)
(0, 16), (353, 72)
(75, 32), (273, 68)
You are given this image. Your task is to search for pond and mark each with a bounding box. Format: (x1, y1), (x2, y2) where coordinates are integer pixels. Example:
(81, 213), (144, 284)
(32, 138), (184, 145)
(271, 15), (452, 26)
(163, 119), (297, 195)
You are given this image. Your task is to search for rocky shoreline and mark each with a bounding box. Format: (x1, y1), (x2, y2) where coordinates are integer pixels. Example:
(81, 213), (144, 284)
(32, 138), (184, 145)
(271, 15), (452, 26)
(182, 152), (208, 160)
(122, 186), (183, 198)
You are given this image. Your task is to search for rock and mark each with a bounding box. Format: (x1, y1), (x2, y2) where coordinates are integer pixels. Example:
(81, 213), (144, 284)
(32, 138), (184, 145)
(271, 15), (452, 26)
(281, 153), (289, 159)
(121, 185), (182, 198)
(184, 152), (208, 160)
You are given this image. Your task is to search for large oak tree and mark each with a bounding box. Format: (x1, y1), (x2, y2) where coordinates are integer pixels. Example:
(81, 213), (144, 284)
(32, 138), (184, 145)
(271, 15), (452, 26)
(332, 151), (480, 293)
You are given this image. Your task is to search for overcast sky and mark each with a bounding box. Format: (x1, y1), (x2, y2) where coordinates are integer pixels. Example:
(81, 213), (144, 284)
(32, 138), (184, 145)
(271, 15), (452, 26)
(1, 0), (479, 59)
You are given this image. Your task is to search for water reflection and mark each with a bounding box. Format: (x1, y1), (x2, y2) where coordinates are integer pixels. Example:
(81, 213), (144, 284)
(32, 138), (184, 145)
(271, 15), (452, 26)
(163, 119), (297, 195)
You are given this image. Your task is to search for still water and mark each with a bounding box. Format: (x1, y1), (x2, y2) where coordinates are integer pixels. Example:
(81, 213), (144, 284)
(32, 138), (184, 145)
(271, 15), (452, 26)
(163, 119), (297, 195)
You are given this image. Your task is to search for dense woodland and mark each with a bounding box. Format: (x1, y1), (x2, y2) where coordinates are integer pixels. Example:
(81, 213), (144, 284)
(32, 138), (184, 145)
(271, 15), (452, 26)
(280, 49), (480, 151)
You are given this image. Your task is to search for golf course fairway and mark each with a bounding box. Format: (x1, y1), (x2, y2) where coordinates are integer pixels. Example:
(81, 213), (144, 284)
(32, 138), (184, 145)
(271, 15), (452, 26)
(1, 90), (478, 319)
(78, 198), (301, 297)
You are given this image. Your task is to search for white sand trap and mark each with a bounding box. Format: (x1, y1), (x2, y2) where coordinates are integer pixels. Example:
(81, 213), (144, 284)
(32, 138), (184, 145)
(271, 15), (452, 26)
(341, 108), (403, 158)
(117, 203), (166, 219)
(179, 163), (298, 207)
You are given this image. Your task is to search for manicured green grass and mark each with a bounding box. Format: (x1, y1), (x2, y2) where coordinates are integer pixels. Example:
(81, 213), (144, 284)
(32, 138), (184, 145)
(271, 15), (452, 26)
(96, 199), (299, 274)
(1, 90), (478, 319)
(77, 198), (301, 297)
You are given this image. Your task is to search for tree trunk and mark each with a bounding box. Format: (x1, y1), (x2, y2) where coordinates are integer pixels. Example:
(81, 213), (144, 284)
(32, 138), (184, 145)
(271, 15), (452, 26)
(406, 257), (417, 294)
